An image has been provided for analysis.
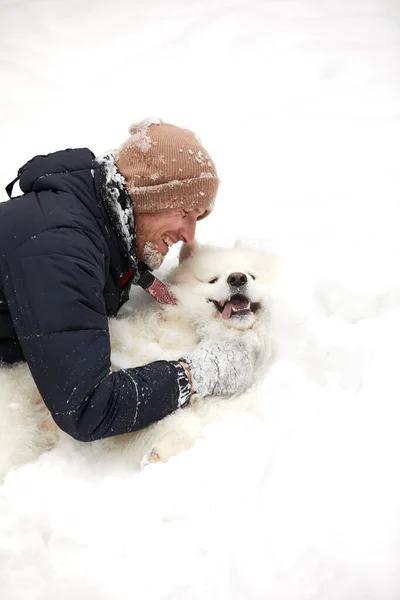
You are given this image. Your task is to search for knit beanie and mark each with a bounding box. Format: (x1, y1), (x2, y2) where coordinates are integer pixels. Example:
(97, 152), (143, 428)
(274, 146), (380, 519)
(115, 118), (219, 219)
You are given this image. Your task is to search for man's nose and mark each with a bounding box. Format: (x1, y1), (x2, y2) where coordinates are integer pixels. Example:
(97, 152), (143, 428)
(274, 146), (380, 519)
(180, 219), (197, 246)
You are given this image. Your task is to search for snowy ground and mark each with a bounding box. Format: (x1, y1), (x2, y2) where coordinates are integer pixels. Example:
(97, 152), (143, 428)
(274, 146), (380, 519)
(1, 0), (400, 598)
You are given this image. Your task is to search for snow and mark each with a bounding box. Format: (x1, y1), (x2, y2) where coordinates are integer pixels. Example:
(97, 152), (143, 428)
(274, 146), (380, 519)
(1, 0), (400, 598)
(143, 240), (164, 270)
(97, 151), (135, 254)
(125, 118), (160, 153)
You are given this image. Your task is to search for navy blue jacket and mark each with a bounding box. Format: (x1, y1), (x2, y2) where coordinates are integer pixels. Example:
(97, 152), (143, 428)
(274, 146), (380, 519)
(0, 149), (189, 442)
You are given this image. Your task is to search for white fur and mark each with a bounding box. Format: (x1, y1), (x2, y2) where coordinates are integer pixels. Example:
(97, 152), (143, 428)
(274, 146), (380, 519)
(0, 243), (275, 480)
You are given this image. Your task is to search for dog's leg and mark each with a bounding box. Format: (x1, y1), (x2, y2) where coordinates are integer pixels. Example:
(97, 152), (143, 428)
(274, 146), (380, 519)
(137, 408), (204, 467)
(0, 364), (59, 480)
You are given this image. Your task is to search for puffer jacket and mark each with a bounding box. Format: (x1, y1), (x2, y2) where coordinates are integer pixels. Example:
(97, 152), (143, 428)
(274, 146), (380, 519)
(0, 148), (190, 442)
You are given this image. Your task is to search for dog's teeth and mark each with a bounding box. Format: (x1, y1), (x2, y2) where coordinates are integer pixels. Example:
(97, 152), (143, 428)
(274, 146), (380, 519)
(231, 302), (251, 313)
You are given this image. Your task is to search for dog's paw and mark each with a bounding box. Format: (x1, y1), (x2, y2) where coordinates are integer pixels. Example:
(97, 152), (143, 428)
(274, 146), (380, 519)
(140, 434), (196, 469)
(141, 448), (161, 468)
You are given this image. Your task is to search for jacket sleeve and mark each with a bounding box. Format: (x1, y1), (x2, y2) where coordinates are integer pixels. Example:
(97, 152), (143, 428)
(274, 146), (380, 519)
(1, 227), (191, 442)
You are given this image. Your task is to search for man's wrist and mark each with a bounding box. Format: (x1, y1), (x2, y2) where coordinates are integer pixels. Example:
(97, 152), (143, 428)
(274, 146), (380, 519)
(179, 360), (194, 396)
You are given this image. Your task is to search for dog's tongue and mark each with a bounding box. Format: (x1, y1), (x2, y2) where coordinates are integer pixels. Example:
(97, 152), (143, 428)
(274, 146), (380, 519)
(222, 298), (249, 320)
(222, 302), (233, 320)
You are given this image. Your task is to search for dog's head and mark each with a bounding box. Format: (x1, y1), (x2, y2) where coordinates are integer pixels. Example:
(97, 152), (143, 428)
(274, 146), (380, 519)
(166, 241), (275, 338)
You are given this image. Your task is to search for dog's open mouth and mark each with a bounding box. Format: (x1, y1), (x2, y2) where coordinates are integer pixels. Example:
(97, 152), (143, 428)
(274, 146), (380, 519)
(210, 294), (260, 320)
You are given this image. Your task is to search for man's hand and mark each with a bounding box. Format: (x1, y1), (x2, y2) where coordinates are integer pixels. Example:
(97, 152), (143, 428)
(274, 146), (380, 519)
(180, 338), (259, 398)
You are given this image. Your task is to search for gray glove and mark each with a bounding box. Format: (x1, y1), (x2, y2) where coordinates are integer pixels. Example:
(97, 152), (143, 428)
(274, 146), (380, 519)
(181, 338), (258, 398)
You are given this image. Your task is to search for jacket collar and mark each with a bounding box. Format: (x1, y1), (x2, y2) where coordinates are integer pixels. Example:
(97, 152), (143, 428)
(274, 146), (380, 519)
(96, 152), (178, 307)
(96, 152), (143, 283)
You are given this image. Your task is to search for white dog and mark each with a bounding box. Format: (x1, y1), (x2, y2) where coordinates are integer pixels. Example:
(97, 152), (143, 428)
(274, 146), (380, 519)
(0, 242), (274, 479)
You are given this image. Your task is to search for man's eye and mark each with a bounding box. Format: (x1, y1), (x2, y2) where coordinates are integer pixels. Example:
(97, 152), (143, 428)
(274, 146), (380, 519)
(209, 277), (219, 284)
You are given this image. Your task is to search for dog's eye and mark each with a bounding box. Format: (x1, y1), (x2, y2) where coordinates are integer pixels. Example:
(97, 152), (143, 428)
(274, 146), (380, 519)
(250, 274), (256, 280)
(209, 277), (219, 284)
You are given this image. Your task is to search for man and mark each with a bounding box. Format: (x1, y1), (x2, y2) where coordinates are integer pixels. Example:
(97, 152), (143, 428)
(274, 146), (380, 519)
(0, 118), (257, 443)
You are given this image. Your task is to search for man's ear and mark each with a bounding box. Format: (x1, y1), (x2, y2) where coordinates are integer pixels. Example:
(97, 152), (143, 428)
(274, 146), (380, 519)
(179, 240), (200, 263)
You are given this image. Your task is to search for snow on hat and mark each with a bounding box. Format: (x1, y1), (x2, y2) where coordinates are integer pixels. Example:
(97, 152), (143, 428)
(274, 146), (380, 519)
(115, 118), (219, 220)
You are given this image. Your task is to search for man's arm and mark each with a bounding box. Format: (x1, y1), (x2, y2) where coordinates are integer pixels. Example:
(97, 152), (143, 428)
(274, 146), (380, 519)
(1, 228), (190, 442)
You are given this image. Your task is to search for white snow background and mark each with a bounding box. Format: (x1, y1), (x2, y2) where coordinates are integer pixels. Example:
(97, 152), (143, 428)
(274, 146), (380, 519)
(1, 0), (400, 598)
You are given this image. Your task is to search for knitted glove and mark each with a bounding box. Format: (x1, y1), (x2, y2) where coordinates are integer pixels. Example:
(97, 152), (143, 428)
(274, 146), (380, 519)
(180, 338), (258, 398)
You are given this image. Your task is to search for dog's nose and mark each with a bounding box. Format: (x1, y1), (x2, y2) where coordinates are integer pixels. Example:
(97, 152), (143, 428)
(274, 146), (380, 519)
(227, 272), (248, 287)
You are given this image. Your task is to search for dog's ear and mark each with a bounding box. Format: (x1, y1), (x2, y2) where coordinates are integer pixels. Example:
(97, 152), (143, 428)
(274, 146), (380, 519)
(179, 240), (200, 263)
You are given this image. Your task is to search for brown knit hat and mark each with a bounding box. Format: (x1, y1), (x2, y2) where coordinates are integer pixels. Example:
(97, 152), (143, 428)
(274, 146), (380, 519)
(115, 118), (219, 220)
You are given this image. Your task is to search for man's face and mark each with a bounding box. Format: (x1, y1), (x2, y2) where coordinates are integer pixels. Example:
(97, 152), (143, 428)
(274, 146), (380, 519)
(135, 208), (206, 269)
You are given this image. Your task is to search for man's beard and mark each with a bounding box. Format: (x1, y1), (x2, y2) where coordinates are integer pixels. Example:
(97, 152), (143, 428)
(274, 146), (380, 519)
(142, 241), (164, 270)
